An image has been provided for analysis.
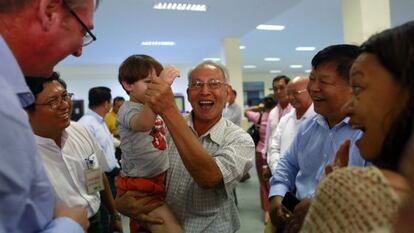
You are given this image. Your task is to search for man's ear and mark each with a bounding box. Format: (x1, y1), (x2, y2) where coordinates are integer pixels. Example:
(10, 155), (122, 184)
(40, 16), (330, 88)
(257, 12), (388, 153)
(38, 0), (62, 31)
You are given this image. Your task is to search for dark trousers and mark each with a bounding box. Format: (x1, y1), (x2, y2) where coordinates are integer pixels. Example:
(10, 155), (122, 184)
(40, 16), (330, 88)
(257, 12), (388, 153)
(88, 212), (102, 233)
(100, 167), (120, 233)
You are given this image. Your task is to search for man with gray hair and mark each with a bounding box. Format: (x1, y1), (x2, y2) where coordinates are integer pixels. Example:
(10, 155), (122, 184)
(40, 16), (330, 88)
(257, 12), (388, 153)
(0, 0), (99, 232)
(116, 61), (255, 232)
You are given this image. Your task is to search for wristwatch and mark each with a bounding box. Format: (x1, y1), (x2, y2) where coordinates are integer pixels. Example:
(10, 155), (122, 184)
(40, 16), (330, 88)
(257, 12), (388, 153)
(109, 212), (122, 221)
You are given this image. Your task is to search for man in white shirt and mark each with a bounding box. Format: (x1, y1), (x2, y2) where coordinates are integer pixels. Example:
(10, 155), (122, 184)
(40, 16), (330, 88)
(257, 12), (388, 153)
(267, 76), (316, 174)
(79, 87), (121, 194)
(25, 74), (122, 233)
(78, 87), (121, 233)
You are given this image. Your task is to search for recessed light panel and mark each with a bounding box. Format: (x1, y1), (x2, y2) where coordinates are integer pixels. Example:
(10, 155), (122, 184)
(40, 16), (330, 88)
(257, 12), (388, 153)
(203, 57), (221, 61)
(264, 57), (280, 61)
(296, 47), (316, 51)
(141, 41), (175, 46)
(270, 70), (281, 73)
(153, 2), (207, 12)
(256, 24), (285, 31)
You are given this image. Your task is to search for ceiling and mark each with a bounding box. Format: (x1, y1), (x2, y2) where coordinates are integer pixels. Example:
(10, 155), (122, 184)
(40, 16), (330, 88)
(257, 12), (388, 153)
(61, 0), (414, 76)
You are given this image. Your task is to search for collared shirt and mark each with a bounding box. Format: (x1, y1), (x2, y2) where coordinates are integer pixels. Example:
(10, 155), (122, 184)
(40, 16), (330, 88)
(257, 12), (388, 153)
(263, 103), (293, 154)
(222, 102), (242, 126)
(165, 114), (255, 233)
(79, 110), (119, 172)
(35, 122), (108, 217)
(267, 104), (316, 173)
(105, 111), (118, 136)
(0, 36), (82, 233)
(269, 114), (367, 200)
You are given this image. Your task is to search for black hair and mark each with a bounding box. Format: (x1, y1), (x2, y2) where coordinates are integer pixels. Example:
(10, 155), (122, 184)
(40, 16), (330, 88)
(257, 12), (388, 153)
(272, 75), (290, 86)
(360, 21), (414, 171)
(113, 96), (125, 102)
(88, 86), (111, 108)
(263, 96), (277, 110)
(24, 72), (65, 111)
(311, 44), (359, 81)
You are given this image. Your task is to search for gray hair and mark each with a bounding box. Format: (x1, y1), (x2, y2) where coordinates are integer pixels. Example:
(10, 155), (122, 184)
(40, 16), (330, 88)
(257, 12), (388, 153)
(187, 60), (230, 85)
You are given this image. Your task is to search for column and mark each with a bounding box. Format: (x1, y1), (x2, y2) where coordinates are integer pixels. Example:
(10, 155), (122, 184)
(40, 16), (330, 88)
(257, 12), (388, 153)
(342, 0), (390, 45)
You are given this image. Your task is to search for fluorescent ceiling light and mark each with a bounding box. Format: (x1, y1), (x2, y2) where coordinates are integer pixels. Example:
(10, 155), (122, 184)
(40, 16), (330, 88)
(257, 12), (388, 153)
(290, 65), (303, 68)
(203, 57), (220, 61)
(296, 47), (316, 51)
(264, 57), (280, 61)
(270, 70), (281, 74)
(153, 2), (207, 12)
(305, 69), (312, 73)
(239, 45), (246, 50)
(256, 24), (285, 31)
(243, 65), (256, 69)
(141, 41), (175, 46)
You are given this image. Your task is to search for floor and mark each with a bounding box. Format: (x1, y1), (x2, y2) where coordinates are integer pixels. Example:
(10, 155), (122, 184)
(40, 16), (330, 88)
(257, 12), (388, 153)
(121, 168), (265, 233)
(236, 168), (266, 233)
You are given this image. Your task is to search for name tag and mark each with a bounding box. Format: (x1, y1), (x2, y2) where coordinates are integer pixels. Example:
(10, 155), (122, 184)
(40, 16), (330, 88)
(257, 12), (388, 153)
(84, 153), (103, 194)
(85, 167), (104, 194)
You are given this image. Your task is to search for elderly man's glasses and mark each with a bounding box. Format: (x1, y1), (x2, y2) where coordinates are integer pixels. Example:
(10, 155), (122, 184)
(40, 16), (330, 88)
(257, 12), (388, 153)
(287, 89), (307, 97)
(36, 93), (74, 110)
(189, 79), (225, 90)
(62, 0), (96, 46)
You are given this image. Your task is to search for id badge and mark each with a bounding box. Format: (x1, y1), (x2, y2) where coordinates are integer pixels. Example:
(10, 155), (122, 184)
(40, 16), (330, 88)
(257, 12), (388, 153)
(84, 153), (103, 194)
(85, 167), (104, 194)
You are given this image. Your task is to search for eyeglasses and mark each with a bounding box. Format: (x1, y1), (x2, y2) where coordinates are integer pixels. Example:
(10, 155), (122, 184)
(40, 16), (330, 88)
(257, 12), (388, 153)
(188, 79), (226, 90)
(287, 89), (307, 97)
(62, 0), (96, 46)
(36, 93), (74, 110)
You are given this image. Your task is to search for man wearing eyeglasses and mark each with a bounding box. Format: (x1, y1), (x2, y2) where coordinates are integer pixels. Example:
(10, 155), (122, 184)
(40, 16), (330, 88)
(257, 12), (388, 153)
(116, 61), (255, 232)
(268, 45), (367, 232)
(0, 0), (98, 232)
(25, 74), (122, 233)
(267, 76), (315, 176)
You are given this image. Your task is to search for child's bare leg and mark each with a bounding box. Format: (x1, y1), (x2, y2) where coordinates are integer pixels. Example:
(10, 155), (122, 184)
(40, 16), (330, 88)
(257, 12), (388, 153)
(147, 204), (182, 233)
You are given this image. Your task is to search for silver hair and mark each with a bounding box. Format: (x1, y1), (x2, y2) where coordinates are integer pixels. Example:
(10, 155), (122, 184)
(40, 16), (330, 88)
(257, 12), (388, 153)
(187, 60), (230, 85)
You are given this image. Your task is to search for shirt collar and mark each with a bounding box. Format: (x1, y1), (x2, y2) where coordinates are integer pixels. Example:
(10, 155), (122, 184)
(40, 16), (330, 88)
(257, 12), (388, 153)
(185, 112), (227, 146)
(34, 129), (68, 151)
(85, 109), (104, 123)
(302, 104), (315, 120)
(0, 36), (34, 107)
(315, 114), (350, 129)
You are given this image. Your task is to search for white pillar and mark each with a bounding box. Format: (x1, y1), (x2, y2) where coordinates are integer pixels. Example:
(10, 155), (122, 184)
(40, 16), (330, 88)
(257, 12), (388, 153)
(222, 37), (244, 109)
(342, 0), (391, 45)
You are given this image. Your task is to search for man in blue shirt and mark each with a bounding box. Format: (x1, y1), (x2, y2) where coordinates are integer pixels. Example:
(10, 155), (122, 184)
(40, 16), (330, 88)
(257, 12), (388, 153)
(0, 0), (99, 232)
(268, 44), (367, 232)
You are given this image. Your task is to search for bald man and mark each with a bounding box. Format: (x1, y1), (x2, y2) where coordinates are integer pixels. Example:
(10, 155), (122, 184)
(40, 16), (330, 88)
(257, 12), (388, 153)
(267, 76), (316, 174)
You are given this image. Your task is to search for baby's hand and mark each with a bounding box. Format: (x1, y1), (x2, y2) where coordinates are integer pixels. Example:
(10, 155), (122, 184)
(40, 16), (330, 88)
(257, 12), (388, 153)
(160, 65), (180, 85)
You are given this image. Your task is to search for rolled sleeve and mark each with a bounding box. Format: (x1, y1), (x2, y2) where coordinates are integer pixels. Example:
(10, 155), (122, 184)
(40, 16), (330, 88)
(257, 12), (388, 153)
(215, 132), (254, 197)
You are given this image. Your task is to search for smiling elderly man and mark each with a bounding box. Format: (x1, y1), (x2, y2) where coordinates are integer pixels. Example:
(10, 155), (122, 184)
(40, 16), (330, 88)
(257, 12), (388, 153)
(116, 61), (255, 233)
